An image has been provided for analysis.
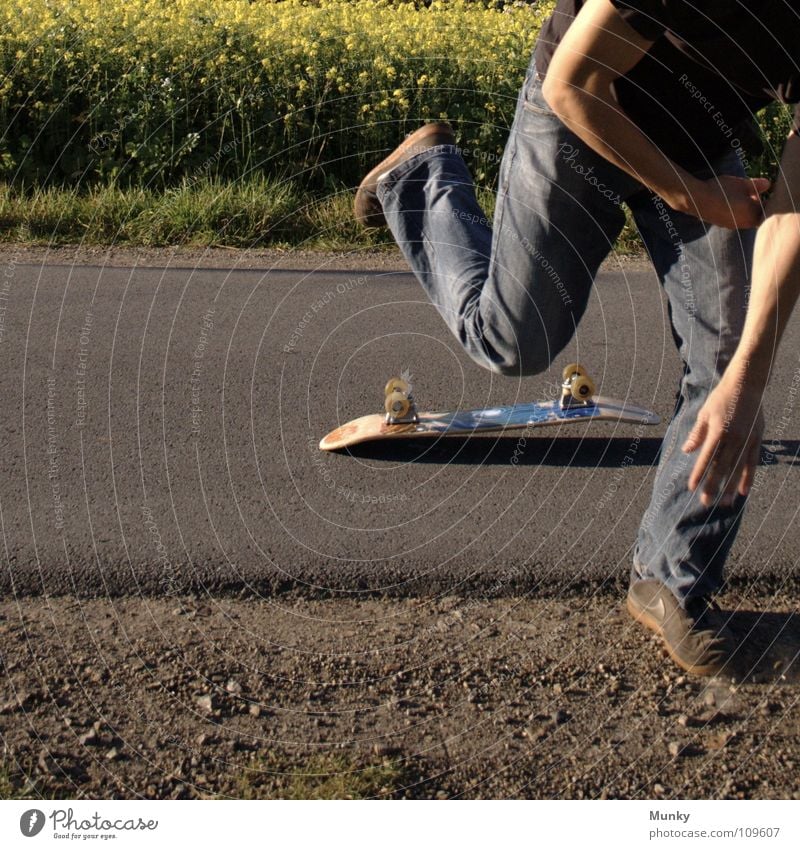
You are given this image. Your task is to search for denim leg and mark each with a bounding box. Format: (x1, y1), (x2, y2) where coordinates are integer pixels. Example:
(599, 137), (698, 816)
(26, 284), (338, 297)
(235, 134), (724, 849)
(629, 152), (755, 604)
(376, 68), (640, 376)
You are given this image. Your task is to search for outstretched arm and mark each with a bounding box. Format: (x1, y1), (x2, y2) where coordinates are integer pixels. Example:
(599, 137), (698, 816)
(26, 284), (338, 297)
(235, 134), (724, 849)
(683, 129), (800, 506)
(542, 0), (769, 229)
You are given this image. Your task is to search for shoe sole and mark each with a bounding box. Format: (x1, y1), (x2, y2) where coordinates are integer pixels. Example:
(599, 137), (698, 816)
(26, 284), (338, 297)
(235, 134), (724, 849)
(354, 123), (455, 227)
(626, 595), (725, 677)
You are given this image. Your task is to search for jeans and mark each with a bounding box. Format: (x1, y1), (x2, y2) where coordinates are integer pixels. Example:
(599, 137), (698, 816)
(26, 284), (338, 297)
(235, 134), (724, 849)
(375, 52), (756, 606)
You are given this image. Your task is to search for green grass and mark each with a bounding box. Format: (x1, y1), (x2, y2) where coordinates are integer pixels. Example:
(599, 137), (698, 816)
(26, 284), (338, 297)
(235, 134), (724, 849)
(0, 178), (391, 250)
(0, 758), (45, 800)
(0, 177), (644, 253)
(236, 751), (415, 800)
(0, 763), (15, 799)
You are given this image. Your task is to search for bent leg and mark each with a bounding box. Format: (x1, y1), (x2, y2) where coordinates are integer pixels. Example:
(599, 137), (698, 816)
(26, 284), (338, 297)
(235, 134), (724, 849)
(376, 66), (639, 376)
(630, 151), (755, 604)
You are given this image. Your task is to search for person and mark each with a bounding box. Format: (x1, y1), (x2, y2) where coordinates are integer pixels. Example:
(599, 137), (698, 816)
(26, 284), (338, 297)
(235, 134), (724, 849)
(354, 0), (800, 676)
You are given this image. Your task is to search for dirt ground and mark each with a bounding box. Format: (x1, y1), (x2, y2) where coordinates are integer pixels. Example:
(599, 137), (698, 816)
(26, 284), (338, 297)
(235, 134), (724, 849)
(1, 590), (798, 800)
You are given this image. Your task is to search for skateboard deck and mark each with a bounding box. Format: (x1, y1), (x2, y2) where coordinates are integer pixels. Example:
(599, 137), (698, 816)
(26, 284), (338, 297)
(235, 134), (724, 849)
(319, 394), (660, 451)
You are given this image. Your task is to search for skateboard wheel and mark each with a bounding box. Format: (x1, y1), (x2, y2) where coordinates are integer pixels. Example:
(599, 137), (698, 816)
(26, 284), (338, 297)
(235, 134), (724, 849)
(384, 377), (410, 397)
(562, 362), (588, 382)
(385, 391), (411, 418)
(570, 374), (596, 402)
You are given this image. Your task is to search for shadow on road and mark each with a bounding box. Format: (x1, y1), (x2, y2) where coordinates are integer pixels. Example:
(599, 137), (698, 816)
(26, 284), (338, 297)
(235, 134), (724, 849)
(345, 436), (664, 466)
(731, 609), (800, 683)
(343, 437), (800, 468)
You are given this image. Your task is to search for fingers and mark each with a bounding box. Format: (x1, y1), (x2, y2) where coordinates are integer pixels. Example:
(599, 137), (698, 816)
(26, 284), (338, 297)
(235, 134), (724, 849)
(686, 431), (720, 499)
(687, 426), (760, 508)
(682, 382), (764, 506)
(738, 437), (761, 497)
(683, 414), (713, 496)
(750, 177), (772, 196)
(720, 438), (751, 507)
(682, 415), (707, 455)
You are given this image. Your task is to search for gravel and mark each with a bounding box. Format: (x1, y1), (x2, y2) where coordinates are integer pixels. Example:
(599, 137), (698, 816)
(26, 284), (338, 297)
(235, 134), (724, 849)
(1, 592), (799, 799)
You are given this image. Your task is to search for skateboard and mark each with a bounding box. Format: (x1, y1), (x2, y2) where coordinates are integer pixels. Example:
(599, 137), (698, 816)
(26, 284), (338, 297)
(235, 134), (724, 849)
(319, 364), (660, 451)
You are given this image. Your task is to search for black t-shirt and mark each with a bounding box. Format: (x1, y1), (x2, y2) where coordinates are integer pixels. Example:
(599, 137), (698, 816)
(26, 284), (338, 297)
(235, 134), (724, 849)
(534, 1), (800, 170)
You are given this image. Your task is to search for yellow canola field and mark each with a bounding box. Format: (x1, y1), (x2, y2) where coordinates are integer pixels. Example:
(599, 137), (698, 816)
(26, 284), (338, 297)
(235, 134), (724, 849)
(0, 0), (551, 184)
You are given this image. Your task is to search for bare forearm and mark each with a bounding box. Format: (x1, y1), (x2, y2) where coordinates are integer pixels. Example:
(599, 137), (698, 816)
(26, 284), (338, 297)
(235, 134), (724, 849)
(723, 131), (800, 384)
(541, 0), (769, 231)
(728, 213), (800, 383)
(542, 80), (701, 211)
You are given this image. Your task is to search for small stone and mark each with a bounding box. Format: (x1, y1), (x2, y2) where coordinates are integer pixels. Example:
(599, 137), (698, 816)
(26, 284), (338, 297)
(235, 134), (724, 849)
(78, 728), (99, 746)
(0, 692), (32, 714)
(37, 750), (58, 774)
(248, 704), (262, 718)
(703, 690), (717, 707)
(707, 731), (733, 751)
(196, 694), (215, 714)
(653, 783), (666, 795)
(677, 714), (690, 728)
(105, 747), (121, 761)
(667, 741), (682, 758)
(226, 680), (243, 696)
(675, 676), (687, 685)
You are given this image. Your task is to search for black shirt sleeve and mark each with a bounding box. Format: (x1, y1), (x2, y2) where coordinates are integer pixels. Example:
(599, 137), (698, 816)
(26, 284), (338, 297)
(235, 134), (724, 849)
(609, 1), (670, 41)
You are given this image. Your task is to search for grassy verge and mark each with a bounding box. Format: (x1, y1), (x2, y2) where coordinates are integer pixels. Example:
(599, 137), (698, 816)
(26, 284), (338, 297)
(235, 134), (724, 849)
(0, 178), (643, 254)
(235, 751), (419, 800)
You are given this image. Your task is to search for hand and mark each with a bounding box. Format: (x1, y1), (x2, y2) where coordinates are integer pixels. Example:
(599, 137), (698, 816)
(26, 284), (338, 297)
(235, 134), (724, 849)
(684, 175), (771, 230)
(682, 372), (765, 508)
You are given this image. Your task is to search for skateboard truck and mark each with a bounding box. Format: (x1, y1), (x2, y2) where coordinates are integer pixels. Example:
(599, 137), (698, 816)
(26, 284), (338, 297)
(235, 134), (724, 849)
(560, 362), (596, 409)
(384, 376), (419, 424)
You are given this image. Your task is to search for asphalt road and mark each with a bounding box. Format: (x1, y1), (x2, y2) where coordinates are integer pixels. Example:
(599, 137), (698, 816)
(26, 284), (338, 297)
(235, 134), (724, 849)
(2, 255), (799, 598)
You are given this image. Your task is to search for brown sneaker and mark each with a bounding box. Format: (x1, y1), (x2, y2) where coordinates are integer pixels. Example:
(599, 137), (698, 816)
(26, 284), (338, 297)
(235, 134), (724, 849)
(626, 579), (735, 676)
(354, 122), (455, 227)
